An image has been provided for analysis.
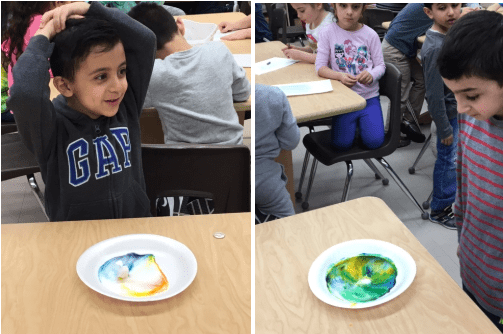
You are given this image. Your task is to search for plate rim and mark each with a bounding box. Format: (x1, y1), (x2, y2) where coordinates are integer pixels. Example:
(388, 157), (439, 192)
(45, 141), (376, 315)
(76, 233), (198, 302)
(308, 238), (416, 309)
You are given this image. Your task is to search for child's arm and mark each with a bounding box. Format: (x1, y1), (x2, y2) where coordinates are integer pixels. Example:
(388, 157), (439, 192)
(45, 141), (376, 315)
(422, 45), (453, 141)
(362, 31), (386, 84)
(218, 14), (251, 32)
(276, 90), (300, 151)
(228, 49), (250, 102)
(315, 29), (357, 87)
(282, 48), (316, 63)
(6, 34), (58, 161)
(85, 2), (156, 115)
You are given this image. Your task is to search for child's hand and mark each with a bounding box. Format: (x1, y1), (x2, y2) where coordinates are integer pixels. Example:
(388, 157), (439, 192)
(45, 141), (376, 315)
(281, 44), (295, 52)
(218, 21), (236, 32)
(283, 49), (305, 61)
(40, 2), (90, 33)
(340, 73), (358, 88)
(221, 28), (251, 41)
(356, 70), (373, 85)
(441, 134), (454, 146)
(34, 18), (58, 41)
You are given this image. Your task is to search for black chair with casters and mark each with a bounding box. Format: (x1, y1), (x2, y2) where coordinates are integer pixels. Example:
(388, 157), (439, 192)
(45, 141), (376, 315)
(295, 118), (389, 201)
(264, 4), (285, 42)
(141, 143), (250, 216)
(298, 62), (429, 219)
(1, 132), (47, 219)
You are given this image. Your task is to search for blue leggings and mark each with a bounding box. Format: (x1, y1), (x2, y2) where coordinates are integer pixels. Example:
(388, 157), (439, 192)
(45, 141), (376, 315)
(331, 96), (385, 150)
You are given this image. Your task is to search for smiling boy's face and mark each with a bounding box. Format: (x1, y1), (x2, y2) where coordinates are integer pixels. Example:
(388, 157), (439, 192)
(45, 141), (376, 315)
(66, 42), (128, 119)
(443, 76), (503, 121)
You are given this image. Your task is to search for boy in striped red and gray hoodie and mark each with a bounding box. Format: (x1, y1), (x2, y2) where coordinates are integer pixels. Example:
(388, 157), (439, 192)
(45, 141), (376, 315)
(438, 10), (503, 332)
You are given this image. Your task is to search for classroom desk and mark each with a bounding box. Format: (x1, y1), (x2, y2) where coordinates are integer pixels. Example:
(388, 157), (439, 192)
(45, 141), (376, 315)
(255, 197), (501, 334)
(255, 41), (366, 202)
(2, 213), (251, 334)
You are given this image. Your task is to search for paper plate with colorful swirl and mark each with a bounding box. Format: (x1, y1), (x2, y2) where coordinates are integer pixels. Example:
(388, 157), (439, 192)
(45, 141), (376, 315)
(77, 234), (197, 302)
(308, 239), (416, 308)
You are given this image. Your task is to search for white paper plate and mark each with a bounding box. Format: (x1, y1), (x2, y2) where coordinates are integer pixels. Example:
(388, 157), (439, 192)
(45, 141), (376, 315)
(77, 234), (197, 302)
(308, 239), (416, 309)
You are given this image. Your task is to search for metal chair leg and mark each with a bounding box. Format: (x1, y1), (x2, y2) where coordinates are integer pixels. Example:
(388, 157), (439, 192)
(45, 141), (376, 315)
(341, 161), (353, 202)
(364, 159), (389, 185)
(296, 150), (310, 199)
(406, 100), (421, 131)
(296, 125), (315, 199)
(27, 173), (48, 220)
(301, 158), (318, 211)
(376, 158), (429, 220)
(409, 134), (432, 174)
(423, 190), (433, 210)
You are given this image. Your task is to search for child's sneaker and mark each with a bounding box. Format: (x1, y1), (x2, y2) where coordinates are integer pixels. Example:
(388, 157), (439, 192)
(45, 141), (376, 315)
(429, 206), (456, 230)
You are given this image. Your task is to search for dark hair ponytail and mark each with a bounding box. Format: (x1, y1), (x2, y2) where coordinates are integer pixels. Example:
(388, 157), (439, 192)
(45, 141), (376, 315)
(1, 2), (52, 72)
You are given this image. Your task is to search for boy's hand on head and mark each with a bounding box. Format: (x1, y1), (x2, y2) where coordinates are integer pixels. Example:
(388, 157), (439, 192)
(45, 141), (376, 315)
(35, 18), (58, 41)
(460, 7), (478, 17)
(441, 134), (454, 146)
(356, 70), (373, 85)
(340, 73), (357, 88)
(40, 2), (90, 33)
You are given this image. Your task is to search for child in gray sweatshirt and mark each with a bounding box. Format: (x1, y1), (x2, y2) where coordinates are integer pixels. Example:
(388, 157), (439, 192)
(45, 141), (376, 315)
(255, 84), (300, 223)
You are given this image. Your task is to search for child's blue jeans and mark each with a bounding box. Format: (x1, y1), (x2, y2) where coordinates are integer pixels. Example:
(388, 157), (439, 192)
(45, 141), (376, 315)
(431, 117), (458, 212)
(331, 96), (385, 151)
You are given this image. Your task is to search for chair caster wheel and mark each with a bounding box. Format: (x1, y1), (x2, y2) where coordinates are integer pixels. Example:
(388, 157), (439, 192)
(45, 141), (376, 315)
(375, 173), (381, 180)
(421, 212), (429, 220)
(422, 201), (430, 210)
(382, 179), (389, 185)
(295, 192), (303, 200)
(408, 167), (415, 174)
(301, 202), (309, 211)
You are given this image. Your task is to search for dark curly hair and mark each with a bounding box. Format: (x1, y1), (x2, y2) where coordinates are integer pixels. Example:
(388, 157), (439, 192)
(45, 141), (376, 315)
(1, 2), (53, 72)
(50, 17), (121, 81)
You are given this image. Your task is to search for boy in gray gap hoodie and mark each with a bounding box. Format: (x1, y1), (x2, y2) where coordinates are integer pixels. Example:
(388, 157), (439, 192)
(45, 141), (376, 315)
(129, 3), (250, 145)
(255, 84), (300, 223)
(7, 2), (156, 221)
(421, 3), (460, 229)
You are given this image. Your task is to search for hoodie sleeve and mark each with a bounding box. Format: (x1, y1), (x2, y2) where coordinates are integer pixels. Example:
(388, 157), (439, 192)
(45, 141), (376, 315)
(86, 1), (156, 116)
(6, 35), (57, 163)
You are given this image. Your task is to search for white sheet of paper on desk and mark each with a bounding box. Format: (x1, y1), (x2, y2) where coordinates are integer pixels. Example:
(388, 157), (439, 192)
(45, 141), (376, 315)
(273, 79), (333, 97)
(255, 57), (299, 75)
(233, 54), (251, 68)
(183, 19), (218, 45)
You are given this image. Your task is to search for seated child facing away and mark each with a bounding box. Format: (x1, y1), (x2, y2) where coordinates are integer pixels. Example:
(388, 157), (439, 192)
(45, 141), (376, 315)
(316, 3), (386, 151)
(421, 3), (462, 229)
(282, 3), (334, 63)
(255, 84), (300, 223)
(6, 2), (156, 221)
(438, 10), (503, 332)
(129, 3), (250, 145)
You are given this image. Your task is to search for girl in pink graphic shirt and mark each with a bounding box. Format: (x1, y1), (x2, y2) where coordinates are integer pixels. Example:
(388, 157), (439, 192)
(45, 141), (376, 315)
(316, 3), (386, 151)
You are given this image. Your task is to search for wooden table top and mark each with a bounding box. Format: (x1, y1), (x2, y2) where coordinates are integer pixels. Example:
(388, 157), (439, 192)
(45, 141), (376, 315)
(255, 197), (500, 334)
(2, 213), (251, 334)
(255, 41), (366, 123)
